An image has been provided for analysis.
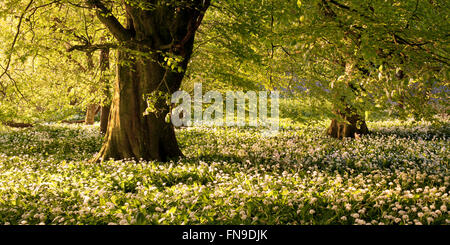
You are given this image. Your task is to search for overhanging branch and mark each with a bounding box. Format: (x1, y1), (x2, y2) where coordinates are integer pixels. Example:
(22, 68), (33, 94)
(86, 0), (133, 41)
(67, 43), (118, 52)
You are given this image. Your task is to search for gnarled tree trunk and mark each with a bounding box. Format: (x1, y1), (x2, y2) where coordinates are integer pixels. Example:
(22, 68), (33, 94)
(91, 1), (210, 162)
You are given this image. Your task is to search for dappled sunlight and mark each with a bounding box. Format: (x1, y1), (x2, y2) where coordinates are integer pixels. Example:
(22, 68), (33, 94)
(0, 121), (448, 225)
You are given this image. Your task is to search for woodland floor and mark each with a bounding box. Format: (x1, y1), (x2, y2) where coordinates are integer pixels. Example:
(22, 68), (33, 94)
(0, 120), (448, 225)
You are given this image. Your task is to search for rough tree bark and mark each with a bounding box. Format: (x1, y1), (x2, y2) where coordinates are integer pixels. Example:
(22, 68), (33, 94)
(89, 0), (211, 161)
(317, 0), (370, 139)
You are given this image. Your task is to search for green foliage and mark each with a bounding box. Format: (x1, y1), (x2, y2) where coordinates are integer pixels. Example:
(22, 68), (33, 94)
(143, 90), (172, 117)
(279, 97), (333, 124)
(0, 0), (114, 123)
(187, 0), (449, 120)
(1, 0), (448, 124)
(0, 0), (448, 227)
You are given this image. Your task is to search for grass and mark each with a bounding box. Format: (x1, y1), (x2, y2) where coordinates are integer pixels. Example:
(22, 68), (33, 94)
(0, 120), (448, 225)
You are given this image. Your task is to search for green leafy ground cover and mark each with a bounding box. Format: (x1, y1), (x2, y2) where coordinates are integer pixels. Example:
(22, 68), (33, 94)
(0, 120), (448, 225)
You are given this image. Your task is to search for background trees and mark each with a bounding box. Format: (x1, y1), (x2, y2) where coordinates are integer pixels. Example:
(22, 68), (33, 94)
(293, 0), (449, 137)
(0, 0), (114, 125)
(187, 0), (449, 136)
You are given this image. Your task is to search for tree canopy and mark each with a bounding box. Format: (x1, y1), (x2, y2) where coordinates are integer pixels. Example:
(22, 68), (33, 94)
(0, 0), (448, 135)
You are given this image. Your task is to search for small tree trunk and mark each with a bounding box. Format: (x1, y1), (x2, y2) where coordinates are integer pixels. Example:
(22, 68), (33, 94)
(84, 52), (99, 125)
(85, 104), (99, 125)
(327, 107), (369, 139)
(327, 57), (370, 139)
(99, 47), (111, 134)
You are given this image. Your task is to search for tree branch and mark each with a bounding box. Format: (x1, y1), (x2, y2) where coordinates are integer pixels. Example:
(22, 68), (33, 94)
(179, 0), (211, 47)
(67, 43), (118, 52)
(327, 0), (375, 21)
(86, 0), (133, 41)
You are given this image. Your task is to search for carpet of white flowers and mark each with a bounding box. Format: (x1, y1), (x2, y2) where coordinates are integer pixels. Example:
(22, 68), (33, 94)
(0, 120), (448, 225)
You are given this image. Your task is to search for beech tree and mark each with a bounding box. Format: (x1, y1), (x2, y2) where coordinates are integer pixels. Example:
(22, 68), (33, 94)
(85, 0), (211, 161)
(0, 0), (211, 161)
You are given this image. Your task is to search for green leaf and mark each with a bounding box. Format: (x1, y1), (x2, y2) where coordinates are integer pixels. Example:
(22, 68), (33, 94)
(165, 113), (171, 123)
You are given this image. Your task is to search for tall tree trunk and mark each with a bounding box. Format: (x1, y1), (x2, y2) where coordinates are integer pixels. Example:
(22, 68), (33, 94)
(99, 47), (111, 134)
(92, 1), (210, 161)
(95, 50), (184, 161)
